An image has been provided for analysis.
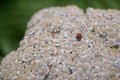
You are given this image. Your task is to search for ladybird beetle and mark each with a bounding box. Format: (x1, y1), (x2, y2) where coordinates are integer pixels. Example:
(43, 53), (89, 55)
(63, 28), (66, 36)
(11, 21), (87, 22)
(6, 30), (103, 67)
(76, 33), (82, 41)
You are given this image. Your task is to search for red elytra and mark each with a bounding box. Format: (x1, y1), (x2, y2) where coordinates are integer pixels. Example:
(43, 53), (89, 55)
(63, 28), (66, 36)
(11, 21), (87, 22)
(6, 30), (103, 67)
(76, 33), (82, 41)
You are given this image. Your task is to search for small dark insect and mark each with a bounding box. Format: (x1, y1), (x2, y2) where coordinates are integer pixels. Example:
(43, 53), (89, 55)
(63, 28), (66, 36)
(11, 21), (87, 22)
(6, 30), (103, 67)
(76, 33), (82, 41)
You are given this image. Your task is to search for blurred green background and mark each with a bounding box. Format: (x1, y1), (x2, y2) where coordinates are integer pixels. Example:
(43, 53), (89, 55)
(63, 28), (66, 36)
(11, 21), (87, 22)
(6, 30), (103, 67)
(0, 0), (120, 62)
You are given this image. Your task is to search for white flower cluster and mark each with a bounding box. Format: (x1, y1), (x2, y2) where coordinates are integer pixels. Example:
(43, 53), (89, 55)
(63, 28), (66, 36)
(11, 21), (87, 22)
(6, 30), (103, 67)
(0, 5), (120, 80)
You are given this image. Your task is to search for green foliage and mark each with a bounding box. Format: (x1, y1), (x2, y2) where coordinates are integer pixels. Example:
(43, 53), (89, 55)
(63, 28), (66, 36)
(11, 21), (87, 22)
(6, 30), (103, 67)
(113, 45), (119, 49)
(0, 0), (120, 62)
